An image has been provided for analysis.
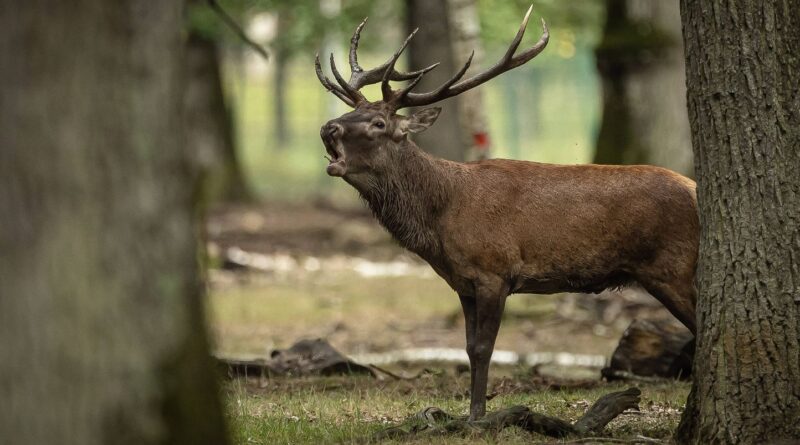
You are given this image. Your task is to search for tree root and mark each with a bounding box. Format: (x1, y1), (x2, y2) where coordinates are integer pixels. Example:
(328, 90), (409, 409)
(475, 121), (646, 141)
(373, 387), (641, 441)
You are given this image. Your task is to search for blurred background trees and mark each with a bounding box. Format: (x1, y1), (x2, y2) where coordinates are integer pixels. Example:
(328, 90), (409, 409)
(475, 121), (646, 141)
(185, 0), (693, 205)
(187, 0), (252, 203)
(187, 0), (619, 204)
(593, 0), (692, 176)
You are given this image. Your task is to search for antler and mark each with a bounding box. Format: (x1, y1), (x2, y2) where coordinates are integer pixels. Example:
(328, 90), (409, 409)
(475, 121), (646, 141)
(315, 6), (548, 110)
(315, 17), (438, 107)
(398, 5), (548, 108)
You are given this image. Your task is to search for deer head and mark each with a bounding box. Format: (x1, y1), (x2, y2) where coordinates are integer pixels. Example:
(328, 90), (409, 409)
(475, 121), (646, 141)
(317, 6), (548, 179)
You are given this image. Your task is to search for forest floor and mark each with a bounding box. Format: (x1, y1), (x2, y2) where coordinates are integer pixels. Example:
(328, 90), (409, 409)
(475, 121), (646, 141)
(206, 201), (689, 444)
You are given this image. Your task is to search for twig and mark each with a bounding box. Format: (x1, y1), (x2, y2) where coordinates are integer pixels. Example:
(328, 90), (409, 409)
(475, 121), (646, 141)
(207, 0), (269, 60)
(368, 364), (419, 380)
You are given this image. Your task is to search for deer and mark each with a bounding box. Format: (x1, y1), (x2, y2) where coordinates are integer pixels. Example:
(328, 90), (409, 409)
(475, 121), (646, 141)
(316, 6), (698, 421)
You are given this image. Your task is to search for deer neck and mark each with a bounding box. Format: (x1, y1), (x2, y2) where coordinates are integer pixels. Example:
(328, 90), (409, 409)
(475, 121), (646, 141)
(347, 141), (454, 257)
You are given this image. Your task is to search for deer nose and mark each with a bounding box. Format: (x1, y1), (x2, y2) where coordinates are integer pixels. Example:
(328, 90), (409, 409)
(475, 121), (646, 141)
(322, 122), (343, 138)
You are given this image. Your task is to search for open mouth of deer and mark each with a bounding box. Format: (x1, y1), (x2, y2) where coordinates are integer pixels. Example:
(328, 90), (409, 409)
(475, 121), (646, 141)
(321, 126), (346, 177)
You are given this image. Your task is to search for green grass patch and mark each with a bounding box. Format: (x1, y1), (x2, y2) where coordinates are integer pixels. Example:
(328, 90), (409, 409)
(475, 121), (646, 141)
(224, 375), (689, 444)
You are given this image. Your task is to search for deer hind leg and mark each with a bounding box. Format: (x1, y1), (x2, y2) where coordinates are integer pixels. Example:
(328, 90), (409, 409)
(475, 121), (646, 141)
(638, 266), (697, 334)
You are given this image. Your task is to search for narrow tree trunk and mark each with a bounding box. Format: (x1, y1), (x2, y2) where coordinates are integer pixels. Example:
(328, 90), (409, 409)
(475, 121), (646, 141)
(0, 2), (229, 444)
(185, 29), (251, 203)
(594, 0), (692, 176)
(272, 11), (290, 147)
(676, 1), (800, 443)
(406, 0), (465, 161)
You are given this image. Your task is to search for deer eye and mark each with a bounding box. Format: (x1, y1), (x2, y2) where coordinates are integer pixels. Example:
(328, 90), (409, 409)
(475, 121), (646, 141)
(372, 121), (385, 129)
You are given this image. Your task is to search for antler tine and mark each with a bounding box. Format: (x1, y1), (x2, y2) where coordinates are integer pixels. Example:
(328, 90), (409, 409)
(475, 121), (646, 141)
(502, 5), (533, 63)
(315, 17), (442, 107)
(395, 73), (425, 101)
(398, 5), (549, 109)
(330, 53), (366, 104)
(315, 53), (356, 107)
(507, 17), (549, 68)
(428, 51), (474, 97)
(380, 28), (418, 100)
(349, 17), (368, 73)
(348, 21), (439, 87)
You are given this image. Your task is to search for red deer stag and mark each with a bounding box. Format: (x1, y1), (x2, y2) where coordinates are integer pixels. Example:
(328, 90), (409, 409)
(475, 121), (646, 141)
(316, 6), (698, 421)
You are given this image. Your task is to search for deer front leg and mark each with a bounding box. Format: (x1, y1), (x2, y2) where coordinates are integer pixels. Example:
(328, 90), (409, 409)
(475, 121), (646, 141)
(467, 291), (506, 421)
(459, 295), (477, 387)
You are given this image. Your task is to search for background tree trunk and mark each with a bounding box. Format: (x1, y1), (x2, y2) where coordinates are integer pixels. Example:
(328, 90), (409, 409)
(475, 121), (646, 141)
(594, 0), (692, 176)
(406, 0), (465, 161)
(272, 10), (290, 148)
(0, 2), (229, 444)
(676, 1), (800, 443)
(185, 29), (251, 203)
(446, 0), (490, 161)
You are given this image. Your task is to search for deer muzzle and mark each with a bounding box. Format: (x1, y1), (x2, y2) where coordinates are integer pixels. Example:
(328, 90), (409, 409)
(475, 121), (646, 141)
(321, 122), (346, 177)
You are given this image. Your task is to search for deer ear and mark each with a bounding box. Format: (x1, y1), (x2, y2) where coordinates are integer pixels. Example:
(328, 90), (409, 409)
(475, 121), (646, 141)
(406, 107), (441, 133)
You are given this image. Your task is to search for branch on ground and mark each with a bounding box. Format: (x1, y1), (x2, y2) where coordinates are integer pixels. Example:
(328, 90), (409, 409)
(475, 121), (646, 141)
(373, 387), (642, 441)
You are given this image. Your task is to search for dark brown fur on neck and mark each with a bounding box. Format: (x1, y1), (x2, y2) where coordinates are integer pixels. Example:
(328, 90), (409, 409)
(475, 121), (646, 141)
(347, 141), (451, 258)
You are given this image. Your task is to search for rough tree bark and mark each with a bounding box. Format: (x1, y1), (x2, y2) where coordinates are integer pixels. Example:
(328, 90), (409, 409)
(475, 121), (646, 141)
(594, 0), (693, 176)
(406, 0), (466, 161)
(676, 1), (800, 443)
(0, 2), (229, 444)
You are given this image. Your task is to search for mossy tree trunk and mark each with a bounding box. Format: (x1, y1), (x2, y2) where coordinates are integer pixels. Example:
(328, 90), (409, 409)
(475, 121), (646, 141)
(594, 0), (692, 176)
(0, 1), (229, 444)
(675, 1), (800, 443)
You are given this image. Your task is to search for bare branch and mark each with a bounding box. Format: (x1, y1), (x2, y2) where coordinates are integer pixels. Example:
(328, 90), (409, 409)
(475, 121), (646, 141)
(206, 0), (269, 60)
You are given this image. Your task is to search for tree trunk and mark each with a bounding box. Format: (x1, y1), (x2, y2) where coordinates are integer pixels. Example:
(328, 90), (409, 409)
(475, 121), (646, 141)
(446, 0), (490, 161)
(185, 29), (251, 203)
(594, 0), (692, 176)
(406, 0), (465, 161)
(675, 1), (800, 443)
(0, 2), (229, 444)
(272, 11), (290, 148)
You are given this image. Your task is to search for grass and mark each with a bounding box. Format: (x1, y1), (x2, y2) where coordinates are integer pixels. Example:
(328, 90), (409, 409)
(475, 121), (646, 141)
(209, 269), (689, 444)
(208, 273), (457, 355)
(207, 269), (600, 358)
(224, 374), (689, 444)
(206, 204), (689, 444)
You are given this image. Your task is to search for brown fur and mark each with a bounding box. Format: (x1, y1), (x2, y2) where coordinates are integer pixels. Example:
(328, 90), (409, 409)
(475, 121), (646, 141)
(321, 101), (698, 420)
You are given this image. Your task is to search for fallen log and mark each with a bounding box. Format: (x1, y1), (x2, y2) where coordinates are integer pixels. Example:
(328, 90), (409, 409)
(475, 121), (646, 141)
(374, 387), (641, 440)
(217, 338), (375, 378)
(602, 319), (693, 381)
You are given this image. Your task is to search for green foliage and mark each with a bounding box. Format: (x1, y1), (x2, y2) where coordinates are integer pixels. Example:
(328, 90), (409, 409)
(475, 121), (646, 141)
(187, 0), (401, 57)
(479, 0), (605, 49)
